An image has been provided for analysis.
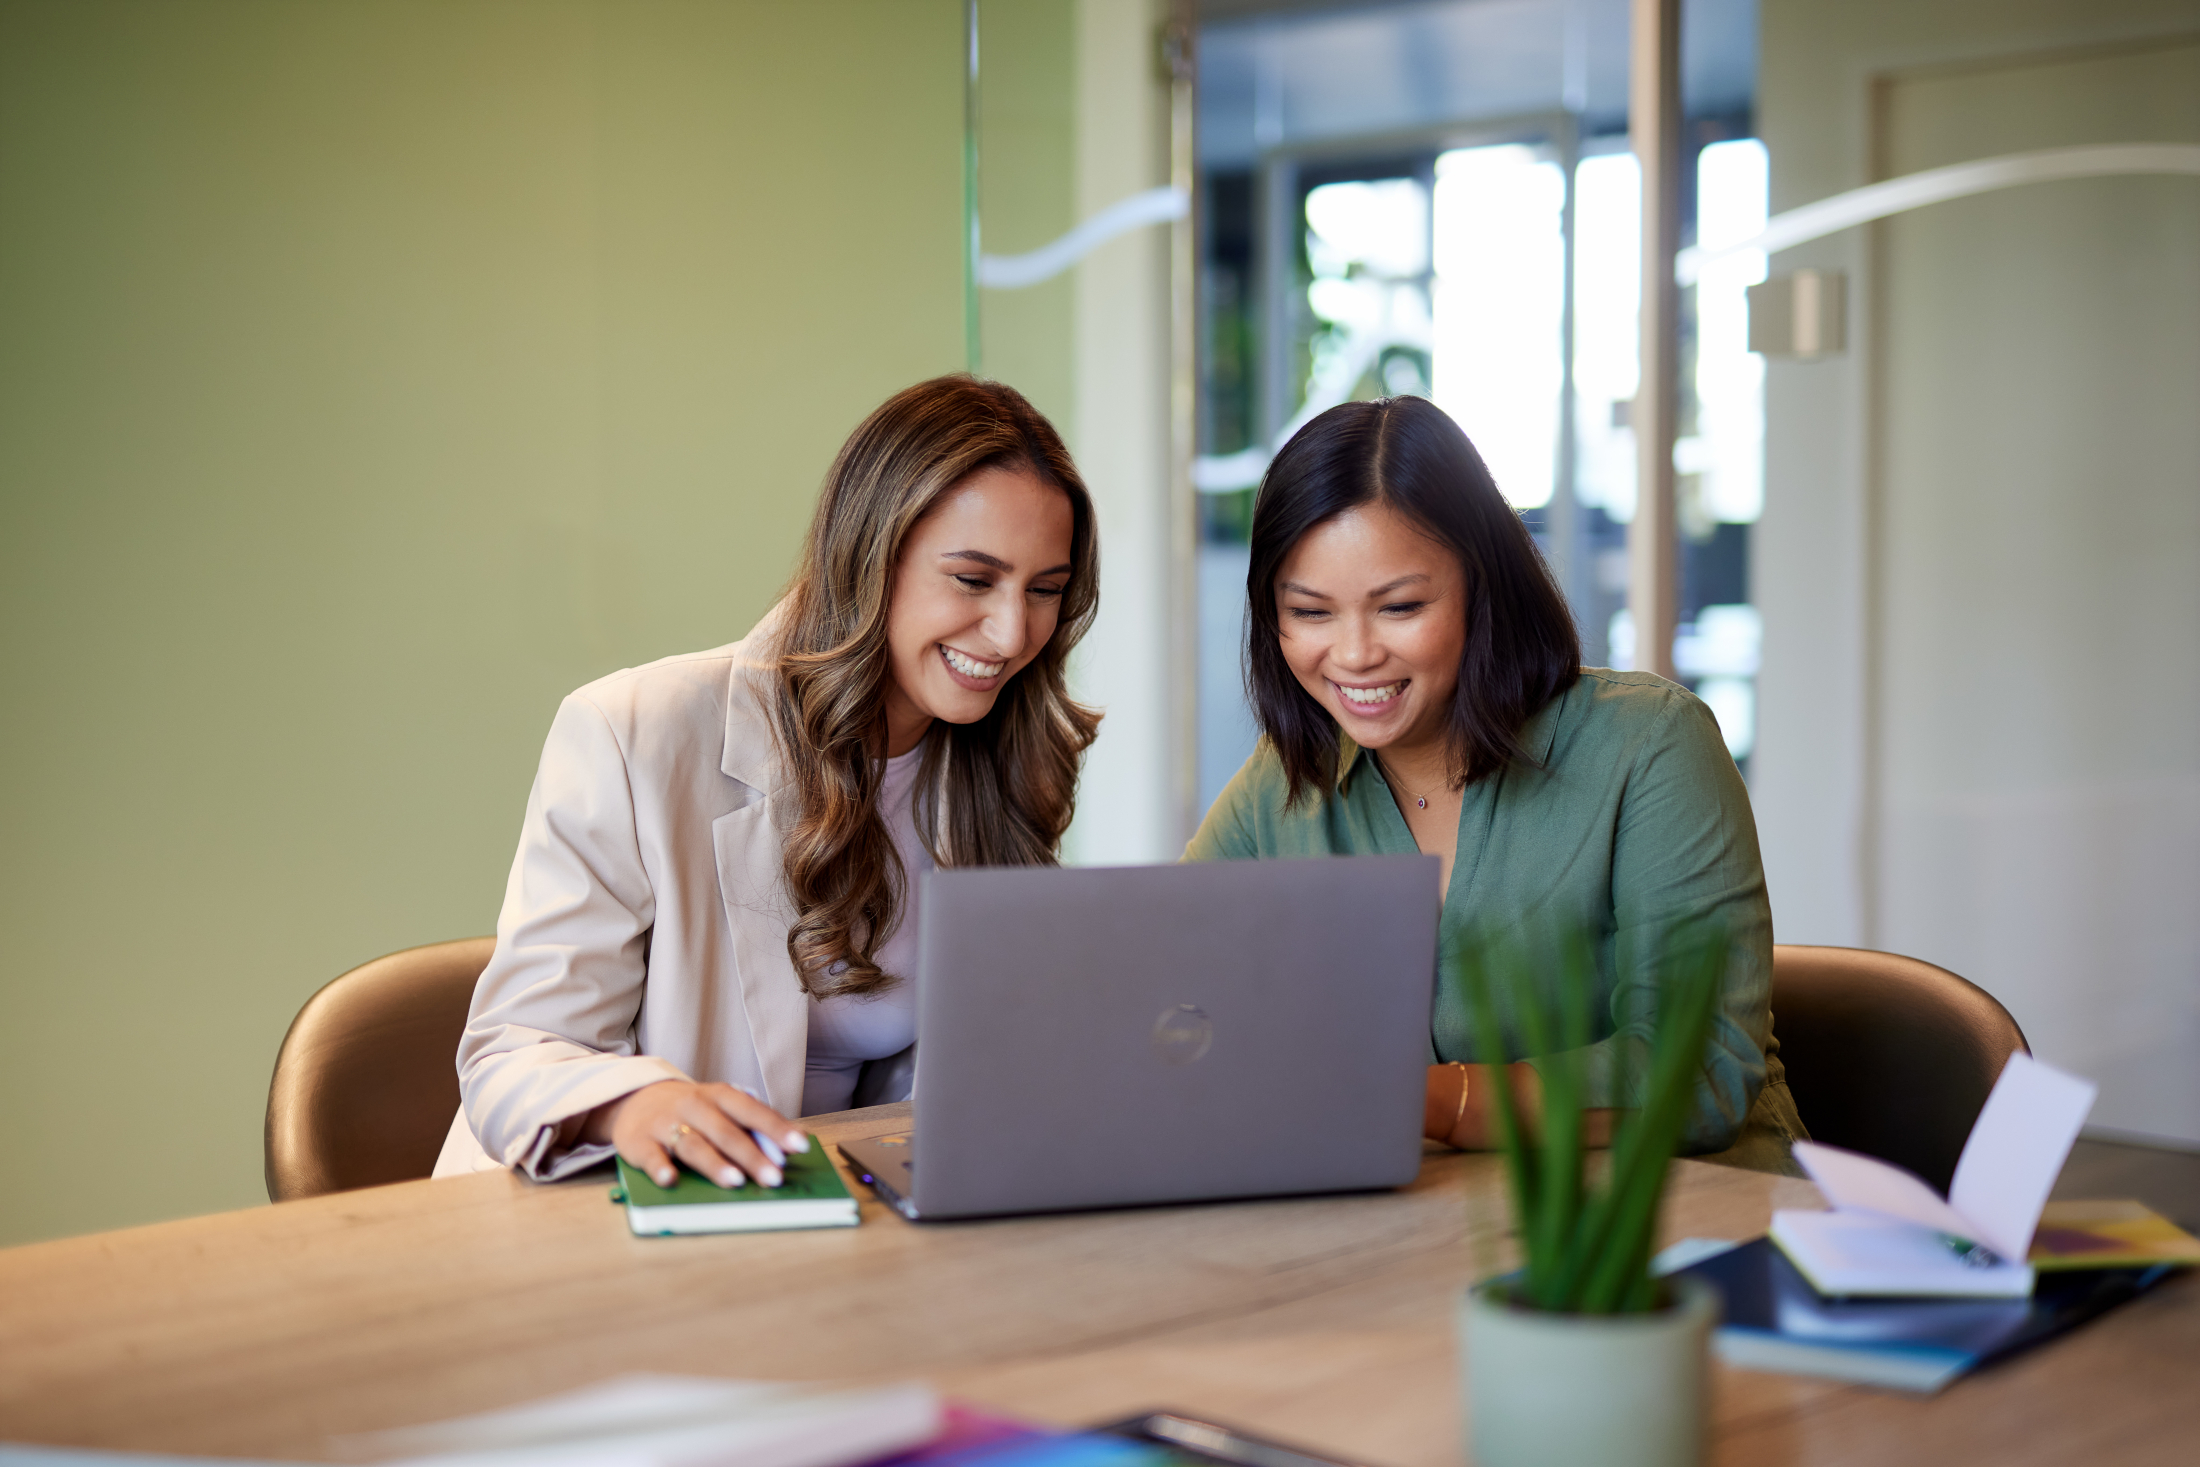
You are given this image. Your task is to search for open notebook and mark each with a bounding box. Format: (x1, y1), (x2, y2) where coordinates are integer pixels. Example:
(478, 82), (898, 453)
(1773, 1053), (2096, 1298)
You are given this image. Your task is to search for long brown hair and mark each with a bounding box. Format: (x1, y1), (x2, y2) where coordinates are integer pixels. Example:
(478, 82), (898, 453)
(772, 376), (1101, 998)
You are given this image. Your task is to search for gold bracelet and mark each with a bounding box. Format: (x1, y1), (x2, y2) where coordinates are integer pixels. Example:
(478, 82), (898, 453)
(1449, 1060), (1471, 1138)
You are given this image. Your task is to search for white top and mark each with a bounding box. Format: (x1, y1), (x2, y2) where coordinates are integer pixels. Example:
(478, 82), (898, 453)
(799, 746), (930, 1115)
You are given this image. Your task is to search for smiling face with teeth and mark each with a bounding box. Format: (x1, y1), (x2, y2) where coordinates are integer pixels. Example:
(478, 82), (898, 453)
(880, 463), (1076, 755)
(1274, 499), (1468, 769)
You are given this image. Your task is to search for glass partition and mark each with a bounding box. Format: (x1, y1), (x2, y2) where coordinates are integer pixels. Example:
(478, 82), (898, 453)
(1193, 0), (1764, 815)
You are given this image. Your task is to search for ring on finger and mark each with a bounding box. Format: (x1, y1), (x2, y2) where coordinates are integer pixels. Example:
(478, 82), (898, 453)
(671, 1122), (696, 1146)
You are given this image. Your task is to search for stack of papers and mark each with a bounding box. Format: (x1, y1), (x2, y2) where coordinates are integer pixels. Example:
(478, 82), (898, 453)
(355, 1375), (941, 1467)
(0, 1382), (1182, 1467)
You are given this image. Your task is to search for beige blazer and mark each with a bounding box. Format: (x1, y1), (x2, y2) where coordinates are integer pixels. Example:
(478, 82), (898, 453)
(434, 608), (814, 1180)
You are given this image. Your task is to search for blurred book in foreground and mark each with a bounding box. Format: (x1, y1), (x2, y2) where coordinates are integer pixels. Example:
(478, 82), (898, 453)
(1665, 1236), (2178, 1394)
(346, 1374), (936, 1467)
(2029, 1199), (2200, 1271)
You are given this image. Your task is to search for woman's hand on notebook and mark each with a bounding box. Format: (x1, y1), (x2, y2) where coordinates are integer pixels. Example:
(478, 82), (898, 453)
(584, 1080), (811, 1190)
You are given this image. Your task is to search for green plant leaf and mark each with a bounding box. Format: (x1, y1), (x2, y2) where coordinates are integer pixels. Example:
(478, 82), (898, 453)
(1521, 936), (1587, 1310)
(1459, 939), (1540, 1282)
(1575, 925), (1726, 1310)
(1458, 918), (1729, 1315)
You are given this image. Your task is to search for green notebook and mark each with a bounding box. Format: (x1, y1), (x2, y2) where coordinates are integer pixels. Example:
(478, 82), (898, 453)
(613, 1138), (858, 1235)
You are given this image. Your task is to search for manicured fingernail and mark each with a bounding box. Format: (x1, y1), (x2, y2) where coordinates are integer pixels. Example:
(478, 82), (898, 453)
(784, 1132), (810, 1152)
(754, 1133), (786, 1167)
(656, 1168), (676, 1186)
(721, 1167), (745, 1187)
(760, 1166), (783, 1187)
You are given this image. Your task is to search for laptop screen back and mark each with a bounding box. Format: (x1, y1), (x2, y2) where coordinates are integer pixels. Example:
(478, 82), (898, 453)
(906, 854), (1441, 1219)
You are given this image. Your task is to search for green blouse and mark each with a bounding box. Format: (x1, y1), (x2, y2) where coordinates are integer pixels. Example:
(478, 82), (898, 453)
(1185, 667), (1806, 1165)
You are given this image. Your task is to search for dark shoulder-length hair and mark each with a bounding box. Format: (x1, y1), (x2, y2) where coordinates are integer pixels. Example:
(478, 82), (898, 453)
(1245, 396), (1580, 804)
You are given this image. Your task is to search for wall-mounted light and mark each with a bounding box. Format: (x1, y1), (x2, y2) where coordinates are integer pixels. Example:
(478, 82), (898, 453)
(1747, 269), (1846, 359)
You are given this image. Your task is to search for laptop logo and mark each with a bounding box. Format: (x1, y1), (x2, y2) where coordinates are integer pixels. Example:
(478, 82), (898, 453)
(1151, 1003), (1214, 1064)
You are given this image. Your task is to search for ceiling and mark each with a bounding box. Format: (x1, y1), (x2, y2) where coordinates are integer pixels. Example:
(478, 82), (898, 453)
(1198, 0), (1758, 167)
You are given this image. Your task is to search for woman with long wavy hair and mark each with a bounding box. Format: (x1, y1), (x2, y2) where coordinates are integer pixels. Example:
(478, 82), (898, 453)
(436, 376), (1100, 1190)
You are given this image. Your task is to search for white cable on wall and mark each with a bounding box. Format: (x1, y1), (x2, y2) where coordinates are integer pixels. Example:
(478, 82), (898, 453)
(976, 185), (1191, 289)
(1677, 142), (2200, 285)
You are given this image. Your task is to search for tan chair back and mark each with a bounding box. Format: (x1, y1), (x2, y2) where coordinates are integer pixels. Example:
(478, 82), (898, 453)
(264, 937), (492, 1201)
(1771, 943), (2028, 1194)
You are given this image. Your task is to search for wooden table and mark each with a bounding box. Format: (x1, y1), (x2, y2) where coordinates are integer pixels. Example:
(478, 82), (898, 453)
(3, 1103), (2194, 1466)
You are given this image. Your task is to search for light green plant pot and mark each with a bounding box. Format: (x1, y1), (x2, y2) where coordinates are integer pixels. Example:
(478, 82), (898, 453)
(1459, 1274), (1718, 1467)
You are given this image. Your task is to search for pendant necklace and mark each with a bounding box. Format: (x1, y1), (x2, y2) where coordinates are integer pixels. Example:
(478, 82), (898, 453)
(1380, 755), (1437, 810)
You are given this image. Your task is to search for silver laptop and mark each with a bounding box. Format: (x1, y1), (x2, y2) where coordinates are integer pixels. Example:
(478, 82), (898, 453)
(839, 854), (1440, 1220)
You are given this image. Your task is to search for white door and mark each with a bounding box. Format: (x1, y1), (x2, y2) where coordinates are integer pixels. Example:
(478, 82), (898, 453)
(1872, 38), (2200, 1142)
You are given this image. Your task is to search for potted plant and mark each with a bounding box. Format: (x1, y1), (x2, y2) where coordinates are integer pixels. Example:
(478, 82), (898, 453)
(1454, 925), (1727, 1467)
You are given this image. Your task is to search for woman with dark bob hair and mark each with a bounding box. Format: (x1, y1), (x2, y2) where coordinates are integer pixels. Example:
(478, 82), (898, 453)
(1187, 395), (1805, 1170)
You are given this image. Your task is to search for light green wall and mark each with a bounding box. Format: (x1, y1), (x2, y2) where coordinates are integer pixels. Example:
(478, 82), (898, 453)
(0, 0), (968, 1245)
(977, 0), (1080, 437)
